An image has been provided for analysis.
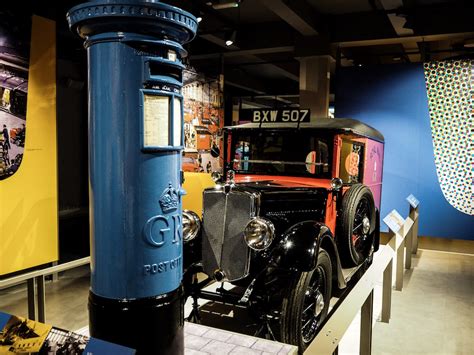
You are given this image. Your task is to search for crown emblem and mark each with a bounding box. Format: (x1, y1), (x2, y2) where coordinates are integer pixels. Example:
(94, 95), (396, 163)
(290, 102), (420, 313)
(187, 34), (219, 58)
(159, 183), (179, 213)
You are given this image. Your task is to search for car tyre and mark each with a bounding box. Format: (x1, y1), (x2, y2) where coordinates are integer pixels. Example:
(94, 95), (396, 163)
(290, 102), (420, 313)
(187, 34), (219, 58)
(338, 184), (376, 267)
(280, 249), (332, 353)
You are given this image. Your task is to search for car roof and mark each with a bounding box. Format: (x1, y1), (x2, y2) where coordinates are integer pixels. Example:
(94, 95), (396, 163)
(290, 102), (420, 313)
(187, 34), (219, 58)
(224, 118), (384, 143)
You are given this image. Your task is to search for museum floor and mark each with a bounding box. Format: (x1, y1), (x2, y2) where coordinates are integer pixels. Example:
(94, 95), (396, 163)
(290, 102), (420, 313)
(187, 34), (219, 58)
(0, 246), (472, 354)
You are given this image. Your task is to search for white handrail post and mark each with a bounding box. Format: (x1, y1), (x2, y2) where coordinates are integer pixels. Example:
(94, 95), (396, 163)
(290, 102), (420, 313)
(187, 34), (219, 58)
(409, 205), (419, 254)
(402, 216), (414, 271)
(360, 290), (374, 355)
(381, 256), (393, 323)
(406, 194), (420, 255)
(395, 234), (404, 291)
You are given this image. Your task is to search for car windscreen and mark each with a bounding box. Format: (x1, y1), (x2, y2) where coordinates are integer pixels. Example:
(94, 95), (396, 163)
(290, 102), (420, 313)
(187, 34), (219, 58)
(229, 130), (332, 178)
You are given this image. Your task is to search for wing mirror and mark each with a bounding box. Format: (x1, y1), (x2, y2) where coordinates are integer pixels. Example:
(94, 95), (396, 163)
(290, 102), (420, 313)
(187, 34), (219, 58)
(330, 178), (343, 191)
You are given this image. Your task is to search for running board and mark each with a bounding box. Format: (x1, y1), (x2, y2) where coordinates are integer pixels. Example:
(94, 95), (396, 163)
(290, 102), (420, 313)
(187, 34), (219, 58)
(342, 265), (361, 282)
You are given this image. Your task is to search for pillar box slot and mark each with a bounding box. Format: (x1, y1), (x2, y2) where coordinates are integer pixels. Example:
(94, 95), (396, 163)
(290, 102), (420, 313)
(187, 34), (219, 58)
(148, 61), (183, 83)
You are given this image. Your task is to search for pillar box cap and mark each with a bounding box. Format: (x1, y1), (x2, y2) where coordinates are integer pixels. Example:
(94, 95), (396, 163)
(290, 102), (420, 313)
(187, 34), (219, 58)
(67, 0), (198, 44)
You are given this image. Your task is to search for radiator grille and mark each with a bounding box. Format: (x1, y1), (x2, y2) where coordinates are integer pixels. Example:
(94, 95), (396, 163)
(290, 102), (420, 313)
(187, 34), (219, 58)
(202, 188), (257, 281)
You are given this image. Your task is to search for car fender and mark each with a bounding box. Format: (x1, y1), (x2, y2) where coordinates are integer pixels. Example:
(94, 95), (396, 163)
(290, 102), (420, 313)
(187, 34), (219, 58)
(183, 230), (202, 272)
(271, 220), (347, 288)
(270, 221), (324, 272)
(373, 208), (380, 252)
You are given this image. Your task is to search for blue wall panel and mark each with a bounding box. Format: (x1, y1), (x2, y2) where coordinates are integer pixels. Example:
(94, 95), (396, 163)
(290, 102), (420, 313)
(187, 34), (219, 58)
(336, 63), (473, 240)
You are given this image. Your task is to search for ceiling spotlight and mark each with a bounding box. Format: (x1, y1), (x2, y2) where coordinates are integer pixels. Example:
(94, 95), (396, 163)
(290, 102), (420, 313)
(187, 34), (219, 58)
(209, 0), (242, 10)
(225, 30), (237, 46)
(464, 39), (474, 48)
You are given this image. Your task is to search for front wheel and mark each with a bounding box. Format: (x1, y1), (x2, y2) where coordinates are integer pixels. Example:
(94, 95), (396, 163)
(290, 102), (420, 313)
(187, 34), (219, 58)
(280, 249), (332, 353)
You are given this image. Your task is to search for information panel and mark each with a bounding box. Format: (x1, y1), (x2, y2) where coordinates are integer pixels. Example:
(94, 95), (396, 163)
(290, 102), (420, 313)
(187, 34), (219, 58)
(143, 94), (169, 147)
(406, 194), (420, 209)
(383, 209), (405, 233)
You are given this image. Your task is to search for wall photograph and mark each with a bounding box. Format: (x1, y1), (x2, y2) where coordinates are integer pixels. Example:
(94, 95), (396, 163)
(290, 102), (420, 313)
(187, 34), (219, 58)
(0, 15), (58, 275)
(182, 68), (224, 173)
(0, 12), (29, 180)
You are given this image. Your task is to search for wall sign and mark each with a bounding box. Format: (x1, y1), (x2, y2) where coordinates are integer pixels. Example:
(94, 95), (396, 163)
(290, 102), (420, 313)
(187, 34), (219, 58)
(383, 209), (405, 233)
(406, 194), (420, 209)
(240, 109), (310, 123)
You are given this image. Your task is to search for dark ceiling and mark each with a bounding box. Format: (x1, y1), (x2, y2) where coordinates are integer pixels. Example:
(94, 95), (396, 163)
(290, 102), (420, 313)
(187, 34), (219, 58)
(11, 0), (474, 106)
(168, 0), (474, 103)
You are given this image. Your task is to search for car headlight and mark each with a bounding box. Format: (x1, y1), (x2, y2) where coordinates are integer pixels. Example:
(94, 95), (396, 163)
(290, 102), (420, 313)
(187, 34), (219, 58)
(182, 210), (200, 242)
(244, 217), (275, 250)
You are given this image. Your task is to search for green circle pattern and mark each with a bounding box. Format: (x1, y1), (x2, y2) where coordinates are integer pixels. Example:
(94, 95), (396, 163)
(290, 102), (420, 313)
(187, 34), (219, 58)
(424, 60), (473, 215)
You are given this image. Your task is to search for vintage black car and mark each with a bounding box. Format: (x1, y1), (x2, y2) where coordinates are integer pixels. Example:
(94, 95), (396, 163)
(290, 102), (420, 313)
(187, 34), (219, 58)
(182, 118), (385, 352)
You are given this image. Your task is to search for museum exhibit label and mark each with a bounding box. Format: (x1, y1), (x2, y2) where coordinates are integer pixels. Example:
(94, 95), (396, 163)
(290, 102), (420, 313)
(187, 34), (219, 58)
(0, 311), (135, 354)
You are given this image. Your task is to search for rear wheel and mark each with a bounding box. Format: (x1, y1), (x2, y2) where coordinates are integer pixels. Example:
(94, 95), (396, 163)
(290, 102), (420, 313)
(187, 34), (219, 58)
(280, 249), (332, 353)
(338, 184), (375, 267)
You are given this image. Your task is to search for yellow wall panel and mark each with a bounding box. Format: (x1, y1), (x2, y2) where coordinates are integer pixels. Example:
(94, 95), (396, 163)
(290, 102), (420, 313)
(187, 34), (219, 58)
(182, 172), (214, 217)
(0, 16), (58, 275)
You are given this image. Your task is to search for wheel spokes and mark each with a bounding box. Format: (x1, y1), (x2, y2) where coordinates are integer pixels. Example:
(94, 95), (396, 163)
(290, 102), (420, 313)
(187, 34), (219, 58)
(303, 302), (316, 314)
(302, 314), (319, 343)
(302, 315), (316, 331)
(301, 268), (327, 344)
(352, 222), (363, 233)
(351, 197), (372, 253)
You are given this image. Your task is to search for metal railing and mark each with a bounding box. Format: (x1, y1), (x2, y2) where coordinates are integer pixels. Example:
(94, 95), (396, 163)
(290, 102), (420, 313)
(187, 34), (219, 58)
(306, 197), (420, 354)
(0, 257), (90, 323)
(305, 242), (394, 354)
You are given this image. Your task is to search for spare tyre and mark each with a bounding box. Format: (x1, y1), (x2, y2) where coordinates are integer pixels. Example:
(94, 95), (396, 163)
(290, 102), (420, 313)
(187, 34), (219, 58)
(338, 184), (376, 267)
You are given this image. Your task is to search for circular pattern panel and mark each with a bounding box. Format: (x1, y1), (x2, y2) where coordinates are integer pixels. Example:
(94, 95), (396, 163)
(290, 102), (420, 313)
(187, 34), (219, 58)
(424, 60), (473, 215)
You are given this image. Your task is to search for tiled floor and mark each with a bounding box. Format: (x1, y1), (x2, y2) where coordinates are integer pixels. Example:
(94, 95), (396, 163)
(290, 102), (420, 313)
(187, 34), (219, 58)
(184, 322), (297, 355)
(76, 322), (298, 354)
(1, 248), (472, 354)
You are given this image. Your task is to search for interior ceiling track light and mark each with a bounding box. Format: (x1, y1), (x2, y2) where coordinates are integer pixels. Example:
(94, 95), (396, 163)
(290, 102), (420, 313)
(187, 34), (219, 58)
(207, 0), (242, 10)
(464, 39), (474, 48)
(225, 30), (237, 46)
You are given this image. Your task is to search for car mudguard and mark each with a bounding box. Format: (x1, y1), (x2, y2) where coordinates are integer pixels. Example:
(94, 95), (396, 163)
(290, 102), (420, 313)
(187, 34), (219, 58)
(183, 231), (202, 272)
(271, 220), (346, 288)
(373, 208), (380, 252)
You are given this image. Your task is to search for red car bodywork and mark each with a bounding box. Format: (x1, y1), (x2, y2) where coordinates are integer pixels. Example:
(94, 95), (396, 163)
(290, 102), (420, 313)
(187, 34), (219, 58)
(232, 133), (385, 238)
